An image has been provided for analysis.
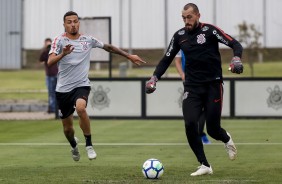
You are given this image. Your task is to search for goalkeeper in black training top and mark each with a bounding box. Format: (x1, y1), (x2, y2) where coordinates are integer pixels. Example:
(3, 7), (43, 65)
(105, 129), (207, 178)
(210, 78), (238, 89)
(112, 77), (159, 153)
(146, 3), (243, 176)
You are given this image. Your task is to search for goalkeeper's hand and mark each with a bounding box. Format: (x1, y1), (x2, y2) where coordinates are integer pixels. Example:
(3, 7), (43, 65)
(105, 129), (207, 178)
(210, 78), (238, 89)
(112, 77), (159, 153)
(229, 56), (243, 74)
(145, 76), (158, 94)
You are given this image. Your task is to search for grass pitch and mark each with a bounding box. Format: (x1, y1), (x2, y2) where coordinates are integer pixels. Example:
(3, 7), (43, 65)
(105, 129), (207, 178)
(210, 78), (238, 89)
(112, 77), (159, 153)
(0, 119), (282, 183)
(1, 61), (282, 101)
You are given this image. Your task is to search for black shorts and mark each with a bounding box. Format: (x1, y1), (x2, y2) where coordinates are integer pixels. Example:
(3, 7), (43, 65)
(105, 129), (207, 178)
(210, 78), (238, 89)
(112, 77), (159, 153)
(56, 86), (91, 119)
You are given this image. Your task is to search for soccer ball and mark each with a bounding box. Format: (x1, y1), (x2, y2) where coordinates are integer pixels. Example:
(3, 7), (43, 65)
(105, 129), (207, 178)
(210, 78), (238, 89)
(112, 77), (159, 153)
(142, 158), (164, 179)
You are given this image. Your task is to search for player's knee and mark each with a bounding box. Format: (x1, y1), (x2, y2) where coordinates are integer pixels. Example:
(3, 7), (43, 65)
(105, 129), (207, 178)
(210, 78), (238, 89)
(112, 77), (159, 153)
(76, 98), (87, 115)
(184, 120), (194, 129)
(184, 121), (198, 135)
(76, 106), (86, 116)
(63, 126), (73, 134)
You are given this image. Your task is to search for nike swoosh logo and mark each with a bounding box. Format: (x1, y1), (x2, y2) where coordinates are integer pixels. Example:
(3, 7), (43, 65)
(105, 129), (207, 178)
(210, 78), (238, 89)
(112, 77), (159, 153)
(214, 99), (221, 103)
(179, 39), (188, 44)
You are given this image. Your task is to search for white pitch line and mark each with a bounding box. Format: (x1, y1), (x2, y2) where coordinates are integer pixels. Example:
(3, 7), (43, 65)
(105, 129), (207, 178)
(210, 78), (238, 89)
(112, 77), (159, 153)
(0, 142), (282, 146)
(202, 180), (258, 182)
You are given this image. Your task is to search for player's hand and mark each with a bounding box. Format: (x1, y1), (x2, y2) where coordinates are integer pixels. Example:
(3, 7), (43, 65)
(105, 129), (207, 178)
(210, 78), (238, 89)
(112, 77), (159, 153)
(145, 76), (158, 94)
(128, 55), (146, 66)
(62, 44), (74, 56)
(229, 56), (243, 74)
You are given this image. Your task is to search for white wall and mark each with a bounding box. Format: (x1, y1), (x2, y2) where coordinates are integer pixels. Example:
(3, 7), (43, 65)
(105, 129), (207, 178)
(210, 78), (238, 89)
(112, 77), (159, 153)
(24, 0), (70, 49)
(23, 0), (282, 49)
(265, 0), (282, 47)
(81, 79), (282, 118)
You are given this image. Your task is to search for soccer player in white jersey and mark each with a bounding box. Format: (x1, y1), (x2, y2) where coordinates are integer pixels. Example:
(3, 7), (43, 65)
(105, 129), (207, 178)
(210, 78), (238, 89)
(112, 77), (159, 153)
(48, 11), (145, 161)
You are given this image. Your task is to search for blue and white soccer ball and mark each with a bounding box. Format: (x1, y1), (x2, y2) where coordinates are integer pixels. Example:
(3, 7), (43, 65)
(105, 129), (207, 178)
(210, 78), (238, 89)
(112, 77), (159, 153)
(142, 158), (164, 179)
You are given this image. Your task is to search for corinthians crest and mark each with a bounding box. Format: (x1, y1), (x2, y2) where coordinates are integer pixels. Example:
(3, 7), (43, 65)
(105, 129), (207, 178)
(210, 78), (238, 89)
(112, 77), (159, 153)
(267, 85), (282, 110)
(90, 85), (110, 110)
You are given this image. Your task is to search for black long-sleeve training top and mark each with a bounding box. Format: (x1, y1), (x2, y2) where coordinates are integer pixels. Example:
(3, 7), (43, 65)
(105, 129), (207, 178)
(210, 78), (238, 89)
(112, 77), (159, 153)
(153, 22), (243, 85)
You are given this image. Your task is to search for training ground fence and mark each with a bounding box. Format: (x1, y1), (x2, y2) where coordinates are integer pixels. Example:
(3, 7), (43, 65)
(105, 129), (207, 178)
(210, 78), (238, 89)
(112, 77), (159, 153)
(75, 77), (282, 119)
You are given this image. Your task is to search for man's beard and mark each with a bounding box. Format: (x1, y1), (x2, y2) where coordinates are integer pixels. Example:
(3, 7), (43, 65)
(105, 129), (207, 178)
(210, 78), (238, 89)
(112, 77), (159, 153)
(70, 31), (78, 35)
(186, 21), (199, 31)
(70, 28), (78, 35)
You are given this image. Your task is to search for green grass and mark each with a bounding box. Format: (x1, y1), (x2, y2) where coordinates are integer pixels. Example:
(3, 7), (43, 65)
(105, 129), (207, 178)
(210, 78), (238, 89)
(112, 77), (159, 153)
(0, 70), (46, 90)
(0, 70), (47, 100)
(1, 61), (282, 100)
(88, 61), (282, 78)
(0, 119), (282, 183)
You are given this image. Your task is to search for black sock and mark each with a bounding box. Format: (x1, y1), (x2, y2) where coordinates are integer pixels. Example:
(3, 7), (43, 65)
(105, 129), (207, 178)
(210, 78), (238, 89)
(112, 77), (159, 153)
(69, 138), (77, 148)
(202, 162), (210, 167)
(84, 134), (93, 147)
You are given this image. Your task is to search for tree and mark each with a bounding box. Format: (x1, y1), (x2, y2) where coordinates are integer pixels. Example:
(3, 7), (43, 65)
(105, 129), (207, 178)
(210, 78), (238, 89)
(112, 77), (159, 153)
(237, 21), (262, 77)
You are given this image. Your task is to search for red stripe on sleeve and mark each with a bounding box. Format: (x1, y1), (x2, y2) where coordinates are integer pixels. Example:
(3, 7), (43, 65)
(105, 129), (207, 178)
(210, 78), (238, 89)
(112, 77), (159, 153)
(214, 25), (233, 41)
(50, 36), (60, 53)
(204, 23), (233, 41)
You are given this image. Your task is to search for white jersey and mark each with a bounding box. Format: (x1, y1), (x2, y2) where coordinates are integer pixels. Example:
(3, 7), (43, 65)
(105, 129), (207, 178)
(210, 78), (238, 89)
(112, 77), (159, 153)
(49, 33), (104, 92)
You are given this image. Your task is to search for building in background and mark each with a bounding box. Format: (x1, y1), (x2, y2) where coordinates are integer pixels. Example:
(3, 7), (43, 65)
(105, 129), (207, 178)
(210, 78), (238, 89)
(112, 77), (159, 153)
(0, 0), (23, 69)
(1, 0), (282, 69)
